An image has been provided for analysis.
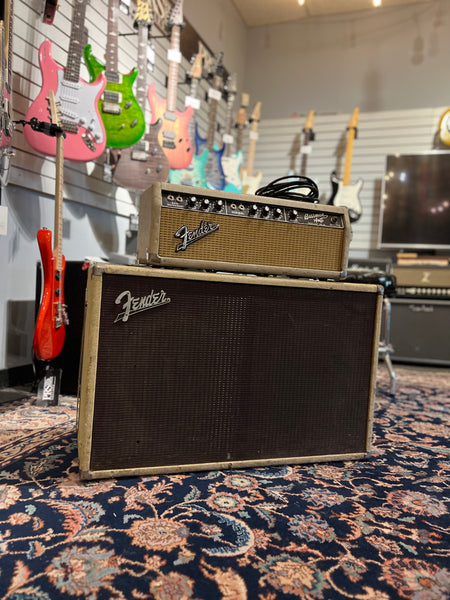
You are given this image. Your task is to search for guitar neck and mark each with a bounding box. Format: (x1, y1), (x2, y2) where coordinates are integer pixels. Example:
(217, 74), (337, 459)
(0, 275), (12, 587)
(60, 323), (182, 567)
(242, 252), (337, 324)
(342, 127), (356, 186)
(245, 122), (259, 175)
(135, 22), (148, 108)
(53, 133), (64, 273)
(105, 0), (119, 74)
(4, 0), (13, 89)
(206, 94), (219, 151)
(223, 93), (235, 157)
(166, 25), (181, 113)
(300, 130), (311, 177)
(65, 0), (88, 82)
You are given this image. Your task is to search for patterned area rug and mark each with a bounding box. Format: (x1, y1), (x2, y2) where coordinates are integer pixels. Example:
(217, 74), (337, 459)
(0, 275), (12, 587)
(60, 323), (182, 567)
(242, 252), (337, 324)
(0, 366), (449, 599)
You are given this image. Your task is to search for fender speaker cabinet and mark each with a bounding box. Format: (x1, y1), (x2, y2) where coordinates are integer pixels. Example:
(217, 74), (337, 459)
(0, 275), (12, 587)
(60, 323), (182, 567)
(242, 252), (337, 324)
(78, 264), (383, 480)
(137, 183), (352, 279)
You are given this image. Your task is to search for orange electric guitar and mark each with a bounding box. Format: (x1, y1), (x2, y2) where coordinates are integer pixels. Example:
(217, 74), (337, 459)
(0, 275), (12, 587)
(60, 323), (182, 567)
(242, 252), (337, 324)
(33, 90), (68, 361)
(147, 0), (193, 169)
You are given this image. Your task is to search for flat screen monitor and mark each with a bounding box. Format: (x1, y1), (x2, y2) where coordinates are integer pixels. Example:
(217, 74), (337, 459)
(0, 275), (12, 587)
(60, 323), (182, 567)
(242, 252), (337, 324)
(378, 152), (450, 251)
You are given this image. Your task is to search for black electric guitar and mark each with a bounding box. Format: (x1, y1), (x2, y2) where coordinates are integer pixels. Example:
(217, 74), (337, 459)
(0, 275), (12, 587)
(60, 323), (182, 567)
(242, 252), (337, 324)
(329, 107), (363, 222)
(112, 0), (169, 190)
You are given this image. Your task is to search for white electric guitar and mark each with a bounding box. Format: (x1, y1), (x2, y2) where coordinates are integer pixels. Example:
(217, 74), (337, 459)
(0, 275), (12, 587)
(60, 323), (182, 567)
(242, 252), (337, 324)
(329, 107), (363, 222)
(241, 100), (262, 194)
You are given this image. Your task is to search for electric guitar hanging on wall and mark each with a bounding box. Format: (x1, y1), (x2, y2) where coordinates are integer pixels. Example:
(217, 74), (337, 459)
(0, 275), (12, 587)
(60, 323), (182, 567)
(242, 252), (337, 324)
(299, 109), (315, 176)
(112, 0), (169, 190)
(221, 73), (243, 193)
(147, 0), (193, 169)
(33, 90), (68, 361)
(1, 0), (14, 186)
(24, 0), (107, 161)
(169, 52), (207, 186)
(194, 55), (226, 190)
(84, 0), (146, 148)
(328, 107), (363, 223)
(438, 106), (450, 146)
(241, 101), (263, 194)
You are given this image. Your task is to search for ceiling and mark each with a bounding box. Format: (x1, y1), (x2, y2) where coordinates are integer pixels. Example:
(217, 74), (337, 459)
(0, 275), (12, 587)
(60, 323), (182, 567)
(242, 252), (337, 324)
(231, 0), (433, 28)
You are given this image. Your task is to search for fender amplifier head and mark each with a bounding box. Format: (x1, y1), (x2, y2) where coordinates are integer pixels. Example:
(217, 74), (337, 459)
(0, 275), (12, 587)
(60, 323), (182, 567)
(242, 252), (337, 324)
(78, 264), (382, 480)
(137, 183), (352, 279)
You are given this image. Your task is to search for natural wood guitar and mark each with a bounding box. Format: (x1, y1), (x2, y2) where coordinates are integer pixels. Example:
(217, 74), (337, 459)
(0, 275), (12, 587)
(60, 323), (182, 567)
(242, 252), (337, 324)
(329, 107), (363, 222)
(33, 90), (68, 361)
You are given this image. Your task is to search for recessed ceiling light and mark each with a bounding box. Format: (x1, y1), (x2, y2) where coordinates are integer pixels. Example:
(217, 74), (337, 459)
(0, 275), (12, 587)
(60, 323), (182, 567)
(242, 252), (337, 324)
(373, 0), (382, 6)
(298, 0), (305, 6)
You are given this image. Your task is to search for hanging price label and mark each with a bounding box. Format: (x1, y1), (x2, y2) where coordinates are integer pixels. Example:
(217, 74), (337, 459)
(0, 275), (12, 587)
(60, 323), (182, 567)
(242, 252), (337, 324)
(208, 88), (222, 101)
(167, 49), (182, 63)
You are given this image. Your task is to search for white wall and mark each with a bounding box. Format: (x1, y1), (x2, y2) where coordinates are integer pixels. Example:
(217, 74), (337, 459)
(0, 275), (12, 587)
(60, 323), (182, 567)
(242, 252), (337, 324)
(245, 1), (448, 117)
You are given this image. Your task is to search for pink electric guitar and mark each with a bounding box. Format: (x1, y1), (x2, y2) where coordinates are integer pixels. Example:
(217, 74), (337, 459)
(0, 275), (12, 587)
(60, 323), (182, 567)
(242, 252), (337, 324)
(24, 0), (107, 161)
(147, 0), (193, 169)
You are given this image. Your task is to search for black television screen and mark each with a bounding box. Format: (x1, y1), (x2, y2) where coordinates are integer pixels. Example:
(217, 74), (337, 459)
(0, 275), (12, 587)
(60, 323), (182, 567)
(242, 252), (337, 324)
(378, 152), (450, 250)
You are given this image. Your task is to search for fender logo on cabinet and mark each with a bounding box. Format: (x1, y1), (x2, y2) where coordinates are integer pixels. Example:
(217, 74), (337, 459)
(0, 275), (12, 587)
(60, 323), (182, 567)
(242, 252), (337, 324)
(114, 289), (171, 323)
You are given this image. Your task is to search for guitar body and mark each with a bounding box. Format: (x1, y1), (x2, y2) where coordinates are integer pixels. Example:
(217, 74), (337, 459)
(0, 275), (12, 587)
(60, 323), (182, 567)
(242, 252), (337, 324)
(112, 119), (170, 190)
(195, 125), (226, 190)
(329, 171), (363, 222)
(147, 83), (193, 170)
(222, 150), (244, 192)
(84, 44), (145, 148)
(169, 149), (208, 188)
(33, 229), (66, 361)
(24, 41), (107, 161)
(438, 109), (450, 146)
(241, 169), (263, 195)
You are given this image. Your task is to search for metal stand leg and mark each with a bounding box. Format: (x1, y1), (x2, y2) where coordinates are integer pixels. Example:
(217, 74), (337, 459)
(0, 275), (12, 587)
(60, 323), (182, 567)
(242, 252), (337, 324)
(379, 297), (396, 396)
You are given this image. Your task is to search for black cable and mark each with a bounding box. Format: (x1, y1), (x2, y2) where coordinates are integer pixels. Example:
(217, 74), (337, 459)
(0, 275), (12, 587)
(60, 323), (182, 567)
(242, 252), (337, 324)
(255, 174), (319, 203)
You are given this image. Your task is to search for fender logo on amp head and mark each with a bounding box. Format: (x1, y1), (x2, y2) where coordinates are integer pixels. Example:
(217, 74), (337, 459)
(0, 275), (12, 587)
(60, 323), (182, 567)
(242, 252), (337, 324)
(174, 219), (220, 252)
(114, 289), (171, 323)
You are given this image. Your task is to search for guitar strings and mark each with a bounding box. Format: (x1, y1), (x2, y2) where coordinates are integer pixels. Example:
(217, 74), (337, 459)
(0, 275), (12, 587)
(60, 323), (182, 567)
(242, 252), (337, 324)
(255, 175), (319, 203)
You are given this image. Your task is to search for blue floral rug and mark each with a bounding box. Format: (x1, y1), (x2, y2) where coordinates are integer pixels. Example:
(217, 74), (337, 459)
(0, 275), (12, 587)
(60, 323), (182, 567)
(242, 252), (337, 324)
(0, 366), (449, 599)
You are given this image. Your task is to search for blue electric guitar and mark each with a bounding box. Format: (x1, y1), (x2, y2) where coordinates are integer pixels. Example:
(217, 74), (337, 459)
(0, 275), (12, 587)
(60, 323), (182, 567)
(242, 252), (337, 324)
(194, 56), (225, 190)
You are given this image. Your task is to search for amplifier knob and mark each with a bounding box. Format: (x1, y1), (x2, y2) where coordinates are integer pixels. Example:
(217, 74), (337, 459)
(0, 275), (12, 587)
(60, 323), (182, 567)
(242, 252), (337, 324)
(201, 198), (211, 210)
(273, 207), (283, 219)
(249, 203), (258, 216)
(262, 205), (270, 217)
(214, 199), (224, 211)
(187, 196), (197, 208)
(289, 209), (298, 220)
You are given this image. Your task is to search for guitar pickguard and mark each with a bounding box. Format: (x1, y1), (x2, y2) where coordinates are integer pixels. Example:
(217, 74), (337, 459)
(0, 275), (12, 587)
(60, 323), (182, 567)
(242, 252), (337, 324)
(24, 41), (107, 161)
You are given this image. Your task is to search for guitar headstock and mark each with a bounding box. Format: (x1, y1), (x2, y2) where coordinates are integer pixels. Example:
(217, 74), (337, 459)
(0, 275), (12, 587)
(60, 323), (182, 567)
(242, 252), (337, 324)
(236, 107), (247, 127)
(47, 89), (62, 129)
(250, 101), (261, 122)
(188, 53), (203, 80)
(240, 93), (250, 108)
(304, 109), (315, 131)
(168, 0), (184, 28)
(348, 107), (359, 129)
(134, 0), (152, 29)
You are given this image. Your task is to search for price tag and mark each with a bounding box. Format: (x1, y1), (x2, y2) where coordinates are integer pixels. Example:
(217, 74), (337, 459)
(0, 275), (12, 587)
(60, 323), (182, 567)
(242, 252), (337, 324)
(167, 49), (182, 63)
(185, 96), (201, 110)
(301, 145), (312, 154)
(222, 133), (234, 144)
(36, 367), (62, 406)
(208, 88), (222, 101)
(249, 131), (259, 141)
